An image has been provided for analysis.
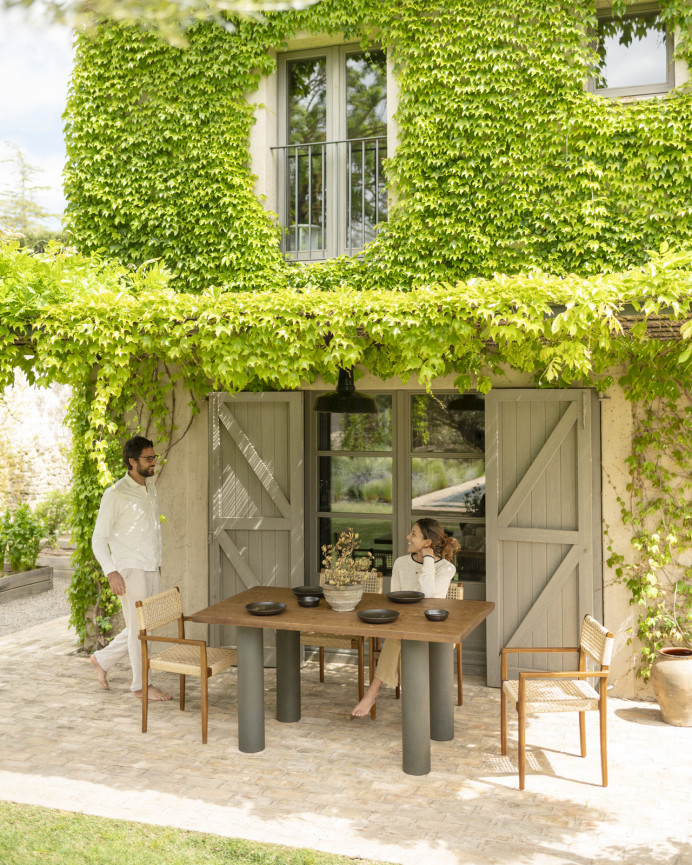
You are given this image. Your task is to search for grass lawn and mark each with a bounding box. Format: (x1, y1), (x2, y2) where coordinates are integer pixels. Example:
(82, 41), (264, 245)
(0, 801), (392, 865)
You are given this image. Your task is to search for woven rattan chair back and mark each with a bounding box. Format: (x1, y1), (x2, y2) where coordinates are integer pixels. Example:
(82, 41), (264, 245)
(580, 614), (614, 667)
(446, 581), (463, 601)
(136, 588), (183, 633)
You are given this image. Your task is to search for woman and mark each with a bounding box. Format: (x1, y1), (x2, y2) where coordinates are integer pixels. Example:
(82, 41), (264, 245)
(351, 518), (460, 717)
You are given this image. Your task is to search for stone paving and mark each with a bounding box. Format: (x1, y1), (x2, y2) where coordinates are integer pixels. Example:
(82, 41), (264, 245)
(1, 616), (691, 865)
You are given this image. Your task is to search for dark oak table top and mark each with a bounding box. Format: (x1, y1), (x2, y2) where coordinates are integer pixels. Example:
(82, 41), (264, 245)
(189, 586), (494, 644)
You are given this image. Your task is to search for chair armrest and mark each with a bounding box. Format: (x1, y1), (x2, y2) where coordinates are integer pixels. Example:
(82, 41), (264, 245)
(500, 646), (579, 681)
(501, 647), (579, 655)
(518, 670), (609, 680)
(138, 634), (207, 648)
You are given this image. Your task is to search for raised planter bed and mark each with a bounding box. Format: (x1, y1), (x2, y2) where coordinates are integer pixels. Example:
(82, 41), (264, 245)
(0, 566), (54, 604)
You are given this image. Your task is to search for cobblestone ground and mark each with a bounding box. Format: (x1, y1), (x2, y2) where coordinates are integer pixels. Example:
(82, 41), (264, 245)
(0, 618), (691, 865)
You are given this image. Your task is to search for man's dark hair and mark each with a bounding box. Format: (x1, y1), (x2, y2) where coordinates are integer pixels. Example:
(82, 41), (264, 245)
(123, 435), (154, 469)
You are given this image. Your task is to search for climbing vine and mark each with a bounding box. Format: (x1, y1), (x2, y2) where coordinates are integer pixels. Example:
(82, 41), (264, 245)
(607, 396), (692, 678)
(5, 0), (692, 663)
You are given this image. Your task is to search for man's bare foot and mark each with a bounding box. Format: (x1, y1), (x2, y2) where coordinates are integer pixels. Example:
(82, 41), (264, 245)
(134, 686), (171, 701)
(90, 654), (109, 690)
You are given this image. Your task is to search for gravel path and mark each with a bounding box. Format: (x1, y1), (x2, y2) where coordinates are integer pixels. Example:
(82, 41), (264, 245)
(0, 572), (72, 637)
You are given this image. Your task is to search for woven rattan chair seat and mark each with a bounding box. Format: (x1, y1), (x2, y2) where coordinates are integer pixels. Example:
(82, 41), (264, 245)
(502, 678), (599, 713)
(300, 632), (356, 650)
(149, 645), (237, 677)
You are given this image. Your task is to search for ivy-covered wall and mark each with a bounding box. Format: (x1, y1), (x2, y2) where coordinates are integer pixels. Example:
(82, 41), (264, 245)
(64, 0), (692, 291)
(25, 0), (691, 668)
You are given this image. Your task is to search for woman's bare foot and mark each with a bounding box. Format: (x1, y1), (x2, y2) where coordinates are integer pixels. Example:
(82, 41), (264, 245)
(352, 679), (382, 717)
(90, 654), (109, 690)
(134, 686), (171, 701)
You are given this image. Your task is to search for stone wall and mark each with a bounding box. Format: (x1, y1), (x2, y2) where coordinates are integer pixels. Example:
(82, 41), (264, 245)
(0, 371), (72, 508)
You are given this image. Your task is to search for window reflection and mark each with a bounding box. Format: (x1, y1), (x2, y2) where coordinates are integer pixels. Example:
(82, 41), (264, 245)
(319, 456), (393, 513)
(411, 458), (485, 516)
(318, 395), (392, 451)
(594, 12), (668, 90)
(411, 394), (484, 453)
(454, 522), (486, 581)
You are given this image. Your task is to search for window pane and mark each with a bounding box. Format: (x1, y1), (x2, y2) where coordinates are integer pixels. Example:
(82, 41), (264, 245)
(346, 50), (387, 249)
(346, 50), (387, 140)
(595, 14), (667, 89)
(319, 517), (393, 576)
(456, 522), (486, 581)
(317, 395), (392, 451)
(319, 456), (393, 513)
(411, 458), (485, 516)
(286, 146), (324, 252)
(411, 394), (484, 453)
(288, 57), (326, 144)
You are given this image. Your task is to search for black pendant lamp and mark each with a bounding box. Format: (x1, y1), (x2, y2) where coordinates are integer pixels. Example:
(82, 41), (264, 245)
(313, 367), (378, 414)
(448, 392), (485, 412)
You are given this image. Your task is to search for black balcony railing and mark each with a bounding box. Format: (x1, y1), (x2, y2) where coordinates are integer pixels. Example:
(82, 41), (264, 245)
(272, 135), (387, 259)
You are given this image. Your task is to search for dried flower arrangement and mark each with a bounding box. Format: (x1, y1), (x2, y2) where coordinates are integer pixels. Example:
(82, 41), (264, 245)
(321, 528), (375, 589)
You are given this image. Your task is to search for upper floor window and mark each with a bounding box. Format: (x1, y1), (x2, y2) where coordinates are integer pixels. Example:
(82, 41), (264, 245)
(275, 46), (388, 261)
(589, 4), (673, 97)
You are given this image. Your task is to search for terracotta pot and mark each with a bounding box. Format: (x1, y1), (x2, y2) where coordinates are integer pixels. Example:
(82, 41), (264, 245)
(323, 583), (364, 612)
(651, 647), (692, 727)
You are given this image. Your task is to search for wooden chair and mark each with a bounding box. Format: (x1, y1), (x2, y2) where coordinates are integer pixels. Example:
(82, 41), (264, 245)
(500, 614), (614, 790)
(299, 571), (383, 702)
(368, 579), (464, 719)
(135, 587), (237, 744)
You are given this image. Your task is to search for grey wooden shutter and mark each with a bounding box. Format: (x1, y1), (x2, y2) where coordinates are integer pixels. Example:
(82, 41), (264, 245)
(208, 393), (304, 656)
(485, 389), (602, 687)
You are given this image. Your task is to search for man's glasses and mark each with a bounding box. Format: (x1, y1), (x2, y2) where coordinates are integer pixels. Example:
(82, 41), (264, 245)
(140, 455), (157, 463)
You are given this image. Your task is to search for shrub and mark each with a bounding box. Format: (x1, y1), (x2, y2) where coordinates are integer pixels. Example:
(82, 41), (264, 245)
(34, 490), (72, 547)
(5, 504), (45, 573)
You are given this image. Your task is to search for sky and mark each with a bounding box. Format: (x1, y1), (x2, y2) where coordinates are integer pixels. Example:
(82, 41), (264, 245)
(0, 5), (74, 230)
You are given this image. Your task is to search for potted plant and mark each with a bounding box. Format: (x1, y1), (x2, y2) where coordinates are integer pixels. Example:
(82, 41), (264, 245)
(0, 504), (53, 603)
(649, 577), (692, 726)
(321, 528), (375, 612)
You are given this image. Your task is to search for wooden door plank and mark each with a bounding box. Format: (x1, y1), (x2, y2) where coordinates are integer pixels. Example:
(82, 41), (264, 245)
(497, 527), (580, 544)
(504, 543), (582, 649)
(218, 403), (292, 518)
(218, 530), (259, 591)
(498, 401), (578, 529)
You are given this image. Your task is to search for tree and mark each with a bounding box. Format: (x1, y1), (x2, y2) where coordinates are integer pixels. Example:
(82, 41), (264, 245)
(1, 0), (321, 45)
(0, 142), (62, 250)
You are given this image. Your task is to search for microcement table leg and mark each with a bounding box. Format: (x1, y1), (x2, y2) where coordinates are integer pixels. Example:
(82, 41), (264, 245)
(429, 642), (454, 741)
(276, 629), (301, 723)
(401, 639), (431, 775)
(237, 625), (265, 753)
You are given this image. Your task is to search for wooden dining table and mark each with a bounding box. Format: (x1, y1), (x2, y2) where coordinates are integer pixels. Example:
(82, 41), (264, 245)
(189, 586), (494, 775)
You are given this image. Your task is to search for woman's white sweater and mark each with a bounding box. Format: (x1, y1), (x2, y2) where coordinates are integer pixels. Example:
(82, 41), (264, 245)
(390, 554), (456, 599)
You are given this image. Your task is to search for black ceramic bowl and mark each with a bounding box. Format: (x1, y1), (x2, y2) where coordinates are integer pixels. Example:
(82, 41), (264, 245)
(386, 590), (424, 604)
(424, 608), (449, 622)
(357, 608), (399, 625)
(293, 585), (325, 598)
(245, 601), (287, 616)
(297, 595), (321, 608)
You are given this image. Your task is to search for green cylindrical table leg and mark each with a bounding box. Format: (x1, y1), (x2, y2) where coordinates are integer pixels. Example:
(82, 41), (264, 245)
(237, 625), (265, 753)
(401, 639), (431, 776)
(429, 642), (454, 741)
(276, 629), (301, 723)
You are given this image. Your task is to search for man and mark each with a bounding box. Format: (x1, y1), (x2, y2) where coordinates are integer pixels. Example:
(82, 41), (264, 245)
(90, 435), (171, 701)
